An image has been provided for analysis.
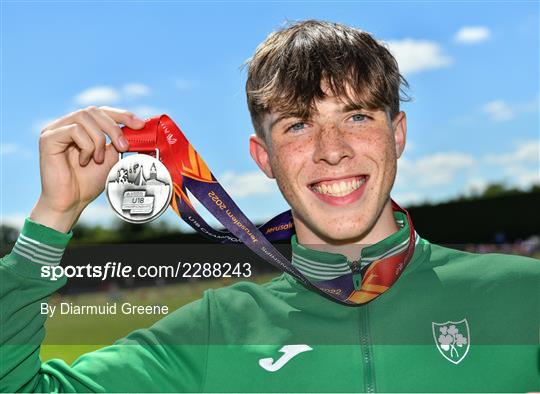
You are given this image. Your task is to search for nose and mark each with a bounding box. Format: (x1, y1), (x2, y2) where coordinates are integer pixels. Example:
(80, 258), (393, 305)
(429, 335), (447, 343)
(312, 123), (354, 165)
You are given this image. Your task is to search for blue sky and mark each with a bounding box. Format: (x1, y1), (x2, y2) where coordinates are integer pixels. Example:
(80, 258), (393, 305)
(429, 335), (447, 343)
(1, 1), (538, 230)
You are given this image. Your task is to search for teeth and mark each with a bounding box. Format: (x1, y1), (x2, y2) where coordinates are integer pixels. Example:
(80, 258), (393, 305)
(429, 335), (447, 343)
(312, 177), (366, 197)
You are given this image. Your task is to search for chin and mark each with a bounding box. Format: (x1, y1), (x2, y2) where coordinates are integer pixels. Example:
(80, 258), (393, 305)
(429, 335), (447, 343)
(316, 222), (374, 244)
(298, 191), (388, 244)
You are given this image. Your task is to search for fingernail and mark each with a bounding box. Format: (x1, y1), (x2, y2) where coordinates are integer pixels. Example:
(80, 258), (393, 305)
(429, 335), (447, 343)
(118, 136), (129, 150)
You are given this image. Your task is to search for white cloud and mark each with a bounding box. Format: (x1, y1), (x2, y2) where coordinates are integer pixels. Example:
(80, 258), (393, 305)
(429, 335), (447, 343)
(392, 191), (424, 206)
(385, 39), (452, 74)
(501, 165), (540, 188)
(483, 140), (539, 189)
(129, 105), (167, 119)
(424, 141), (540, 197)
(481, 97), (538, 122)
(454, 26), (491, 44)
(122, 83), (150, 99)
(403, 140), (416, 153)
(394, 142), (538, 204)
(484, 140), (539, 165)
(74, 82), (151, 106)
(75, 86), (120, 106)
(397, 152), (476, 187)
(464, 177), (489, 196)
(0, 143), (31, 157)
(481, 100), (514, 122)
(219, 171), (278, 198)
(33, 118), (55, 134)
(78, 203), (116, 225)
(0, 143), (20, 155)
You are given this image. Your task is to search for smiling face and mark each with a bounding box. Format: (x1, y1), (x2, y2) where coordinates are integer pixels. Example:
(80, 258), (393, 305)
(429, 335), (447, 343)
(250, 92), (407, 245)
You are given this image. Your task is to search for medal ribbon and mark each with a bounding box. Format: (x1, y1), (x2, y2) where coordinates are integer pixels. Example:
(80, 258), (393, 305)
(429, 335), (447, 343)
(121, 115), (416, 306)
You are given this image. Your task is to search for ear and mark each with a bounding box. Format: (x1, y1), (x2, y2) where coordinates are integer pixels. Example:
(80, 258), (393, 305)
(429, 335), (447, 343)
(249, 134), (275, 178)
(392, 111), (407, 159)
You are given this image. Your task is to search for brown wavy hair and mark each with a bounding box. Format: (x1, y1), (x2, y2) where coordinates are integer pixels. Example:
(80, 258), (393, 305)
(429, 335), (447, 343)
(245, 20), (410, 140)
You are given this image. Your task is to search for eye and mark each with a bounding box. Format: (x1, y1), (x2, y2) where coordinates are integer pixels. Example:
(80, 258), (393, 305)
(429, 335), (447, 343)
(350, 113), (368, 122)
(288, 122), (306, 132)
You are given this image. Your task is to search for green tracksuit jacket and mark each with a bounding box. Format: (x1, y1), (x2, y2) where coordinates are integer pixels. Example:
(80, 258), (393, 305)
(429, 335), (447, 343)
(1, 217), (539, 393)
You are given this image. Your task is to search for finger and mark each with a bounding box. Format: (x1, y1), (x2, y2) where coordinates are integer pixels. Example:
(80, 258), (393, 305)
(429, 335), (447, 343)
(69, 125), (97, 166)
(41, 107), (95, 134)
(103, 142), (120, 167)
(41, 106), (145, 136)
(98, 106), (146, 130)
(88, 107), (130, 153)
(41, 124), (96, 166)
(70, 109), (107, 163)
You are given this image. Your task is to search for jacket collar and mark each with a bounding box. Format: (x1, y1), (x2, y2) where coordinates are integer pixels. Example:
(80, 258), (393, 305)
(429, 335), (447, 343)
(291, 210), (413, 282)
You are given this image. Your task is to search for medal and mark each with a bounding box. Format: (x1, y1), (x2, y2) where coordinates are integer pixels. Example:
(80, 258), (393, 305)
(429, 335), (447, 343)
(105, 150), (173, 223)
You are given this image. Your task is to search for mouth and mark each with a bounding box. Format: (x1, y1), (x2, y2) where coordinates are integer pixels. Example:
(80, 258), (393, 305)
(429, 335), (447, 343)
(308, 175), (369, 206)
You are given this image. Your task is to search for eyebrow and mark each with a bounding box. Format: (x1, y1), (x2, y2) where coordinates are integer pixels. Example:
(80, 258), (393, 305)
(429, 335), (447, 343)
(268, 112), (304, 131)
(342, 103), (367, 112)
(268, 103), (371, 131)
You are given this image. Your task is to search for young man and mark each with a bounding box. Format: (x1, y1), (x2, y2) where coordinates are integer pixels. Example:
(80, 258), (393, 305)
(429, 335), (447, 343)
(1, 20), (538, 393)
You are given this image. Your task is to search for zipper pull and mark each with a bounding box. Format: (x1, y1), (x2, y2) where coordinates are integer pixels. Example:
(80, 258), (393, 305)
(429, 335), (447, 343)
(349, 260), (362, 290)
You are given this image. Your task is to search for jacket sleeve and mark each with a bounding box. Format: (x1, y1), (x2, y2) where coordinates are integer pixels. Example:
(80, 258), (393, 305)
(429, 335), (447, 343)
(1, 218), (210, 393)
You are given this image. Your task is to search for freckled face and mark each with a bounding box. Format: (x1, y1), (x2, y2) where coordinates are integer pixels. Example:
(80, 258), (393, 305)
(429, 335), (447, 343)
(252, 95), (406, 243)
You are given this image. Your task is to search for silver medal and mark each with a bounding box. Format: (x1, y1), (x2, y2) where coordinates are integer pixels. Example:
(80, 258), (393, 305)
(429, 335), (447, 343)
(106, 151), (173, 223)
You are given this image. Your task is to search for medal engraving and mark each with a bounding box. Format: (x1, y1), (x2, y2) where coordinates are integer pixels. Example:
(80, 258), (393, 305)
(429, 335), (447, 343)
(106, 154), (172, 223)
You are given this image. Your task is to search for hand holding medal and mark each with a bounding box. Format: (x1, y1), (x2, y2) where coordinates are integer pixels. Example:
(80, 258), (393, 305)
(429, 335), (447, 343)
(30, 106), (146, 233)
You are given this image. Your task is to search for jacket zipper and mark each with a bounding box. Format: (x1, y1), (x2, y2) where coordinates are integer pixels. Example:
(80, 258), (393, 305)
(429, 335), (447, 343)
(360, 305), (376, 393)
(349, 259), (376, 393)
(349, 260), (362, 290)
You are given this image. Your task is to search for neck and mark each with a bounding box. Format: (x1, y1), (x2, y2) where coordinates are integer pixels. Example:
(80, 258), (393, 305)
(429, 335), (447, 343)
(294, 199), (399, 261)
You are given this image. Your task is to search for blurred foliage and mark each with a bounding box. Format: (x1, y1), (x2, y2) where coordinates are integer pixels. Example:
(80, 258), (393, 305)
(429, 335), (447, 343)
(407, 182), (540, 208)
(71, 218), (182, 244)
(0, 225), (19, 255)
(461, 182), (539, 201)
